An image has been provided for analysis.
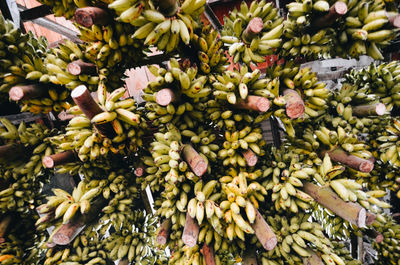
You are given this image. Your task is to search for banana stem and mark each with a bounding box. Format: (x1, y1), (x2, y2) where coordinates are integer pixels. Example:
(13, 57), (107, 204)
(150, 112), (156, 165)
(242, 17), (263, 44)
(9, 84), (46, 101)
(156, 0), (179, 16)
(352, 103), (386, 117)
(74, 7), (109, 27)
(313, 1), (348, 29)
(234, 96), (271, 112)
(283, 89), (305, 119)
(303, 250), (324, 265)
(71, 85), (116, 138)
(52, 198), (106, 245)
(0, 144), (24, 160)
(134, 166), (144, 177)
(201, 243), (216, 265)
(243, 249), (258, 265)
(156, 219), (171, 245)
(43, 151), (77, 168)
(324, 147), (374, 173)
(182, 144), (207, 177)
(182, 212), (200, 247)
(0, 216), (12, 238)
(242, 149), (258, 166)
(156, 88), (178, 106)
(67, 60), (97, 76)
(389, 14), (400, 28)
(302, 182), (366, 227)
(251, 206), (277, 250)
(366, 212), (376, 226)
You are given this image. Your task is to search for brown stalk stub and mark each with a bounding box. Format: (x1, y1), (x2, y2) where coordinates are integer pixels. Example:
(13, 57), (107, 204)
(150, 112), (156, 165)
(389, 14), (400, 28)
(43, 151), (77, 168)
(283, 89), (305, 119)
(182, 212), (199, 247)
(67, 60), (97, 76)
(242, 17), (264, 43)
(74, 7), (109, 28)
(155, 88), (177, 106)
(9, 84), (46, 101)
(235, 96), (271, 112)
(314, 1), (348, 29)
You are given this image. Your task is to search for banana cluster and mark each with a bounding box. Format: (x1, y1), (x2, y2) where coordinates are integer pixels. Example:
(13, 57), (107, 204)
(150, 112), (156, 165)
(262, 146), (316, 213)
(37, 0), (87, 18)
(371, 215), (400, 265)
(282, 0), (400, 59)
(0, 214), (44, 265)
(337, 0), (399, 59)
(168, 243), (238, 265)
(218, 126), (266, 167)
(36, 182), (101, 230)
(53, 87), (145, 162)
(100, 176), (141, 229)
(43, 40), (100, 92)
(43, 226), (110, 265)
(143, 60), (209, 129)
(0, 14), (46, 91)
(192, 25), (228, 74)
(269, 63), (331, 122)
(0, 15), (72, 114)
(109, 0), (204, 52)
(77, 21), (145, 71)
(103, 211), (165, 264)
(221, 0), (283, 66)
(261, 212), (343, 265)
(346, 61), (400, 111)
(209, 67), (276, 129)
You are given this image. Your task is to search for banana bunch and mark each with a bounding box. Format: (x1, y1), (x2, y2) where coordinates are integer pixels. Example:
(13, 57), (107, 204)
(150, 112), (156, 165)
(44, 40), (100, 92)
(218, 126), (266, 167)
(314, 206), (359, 239)
(282, 1), (336, 59)
(346, 61), (400, 111)
(143, 60), (210, 128)
(192, 25), (228, 74)
(262, 145), (316, 213)
(109, 0), (204, 52)
(221, 0), (283, 66)
(0, 215), (44, 265)
(331, 241), (362, 265)
(146, 58), (211, 99)
(212, 67), (275, 109)
(100, 181), (141, 229)
(266, 62), (331, 128)
(77, 21), (145, 71)
(103, 211), (164, 264)
(144, 123), (210, 187)
(261, 212), (345, 265)
(0, 14), (46, 91)
(168, 243), (238, 265)
(207, 68), (277, 130)
(0, 16), (73, 114)
(336, 0), (400, 59)
(36, 182), (102, 229)
(295, 123), (374, 163)
(37, 0), (88, 18)
(43, 225), (110, 265)
(180, 126), (219, 162)
(54, 89), (145, 162)
(0, 14), (65, 114)
(371, 214), (400, 265)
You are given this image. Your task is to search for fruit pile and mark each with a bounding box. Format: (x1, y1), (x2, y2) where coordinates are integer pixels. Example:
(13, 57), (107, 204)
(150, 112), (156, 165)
(0, 0), (400, 264)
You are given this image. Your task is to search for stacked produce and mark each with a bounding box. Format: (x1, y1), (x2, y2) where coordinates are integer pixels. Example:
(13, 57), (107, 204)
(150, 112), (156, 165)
(221, 0), (283, 66)
(1, 0), (400, 264)
(281, 0), (400, 59)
